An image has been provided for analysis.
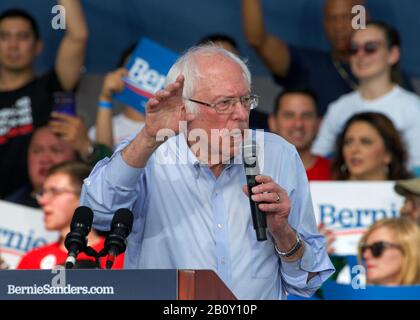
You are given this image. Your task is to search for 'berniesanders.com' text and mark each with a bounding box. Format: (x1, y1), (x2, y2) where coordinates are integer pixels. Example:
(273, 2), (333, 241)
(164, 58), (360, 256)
(8, 284), (114, 295)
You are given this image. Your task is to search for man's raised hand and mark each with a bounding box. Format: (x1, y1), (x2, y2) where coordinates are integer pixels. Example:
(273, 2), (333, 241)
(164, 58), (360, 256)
(143, 75), (191, 144)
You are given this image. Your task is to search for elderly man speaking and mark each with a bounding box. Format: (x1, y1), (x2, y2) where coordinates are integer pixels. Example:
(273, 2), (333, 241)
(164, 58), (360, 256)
(80, 45), (334, 299)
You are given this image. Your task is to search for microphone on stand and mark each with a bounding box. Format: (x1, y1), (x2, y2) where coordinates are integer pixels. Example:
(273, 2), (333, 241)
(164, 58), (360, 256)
(64, 206), (94, 269)
(103, 208), (133, 269)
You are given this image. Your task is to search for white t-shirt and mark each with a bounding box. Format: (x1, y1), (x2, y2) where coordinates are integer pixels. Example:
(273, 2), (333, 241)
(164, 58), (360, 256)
(88, 113), (145, 148)
(311, 85), (420, 168)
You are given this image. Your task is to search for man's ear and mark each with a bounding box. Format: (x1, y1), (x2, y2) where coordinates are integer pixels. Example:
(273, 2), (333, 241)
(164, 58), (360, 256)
(185, 112), (197, 122)
(184, 104), (197, 122)
(35, 40), (43, 56)
(268, 114), (276, 133)
(315, 116), (321, 132)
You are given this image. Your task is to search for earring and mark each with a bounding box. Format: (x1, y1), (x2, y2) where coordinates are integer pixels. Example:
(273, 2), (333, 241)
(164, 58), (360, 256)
(340, 164), (348, 174)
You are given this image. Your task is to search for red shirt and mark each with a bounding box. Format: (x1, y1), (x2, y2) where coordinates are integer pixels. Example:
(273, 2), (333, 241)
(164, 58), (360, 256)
(306, 156), (331, 181)
(17, 237), (125, 270)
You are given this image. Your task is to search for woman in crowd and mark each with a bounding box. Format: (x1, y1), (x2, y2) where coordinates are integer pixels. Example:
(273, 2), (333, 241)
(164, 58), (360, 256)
(320, 112), (411, 259)
(358, 217), (420, 285)
(331, 112), (411, 181)
(17, 161), (124, 269)
(312, 21), (420, 172)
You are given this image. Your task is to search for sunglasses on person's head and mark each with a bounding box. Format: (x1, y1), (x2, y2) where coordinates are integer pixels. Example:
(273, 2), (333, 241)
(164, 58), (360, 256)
(349, 41), (383, 56)
(361, 241), (401, 258)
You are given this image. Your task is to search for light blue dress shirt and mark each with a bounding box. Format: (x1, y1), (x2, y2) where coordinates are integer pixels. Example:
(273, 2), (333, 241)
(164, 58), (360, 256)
(80, 131), (334, 299)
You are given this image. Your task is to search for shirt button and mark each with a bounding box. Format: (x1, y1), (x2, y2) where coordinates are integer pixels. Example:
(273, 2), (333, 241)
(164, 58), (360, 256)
(85, 180), (90, 186)
(217, 224), (223, 229)
(221, 258), (226, 265)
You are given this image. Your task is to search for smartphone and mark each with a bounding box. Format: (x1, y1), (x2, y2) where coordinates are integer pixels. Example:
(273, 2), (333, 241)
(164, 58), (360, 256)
(53, 92), (76, 116)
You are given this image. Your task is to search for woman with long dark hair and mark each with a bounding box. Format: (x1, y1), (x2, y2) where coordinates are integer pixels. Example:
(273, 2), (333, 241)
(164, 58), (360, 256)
(332, 112), (411, 181)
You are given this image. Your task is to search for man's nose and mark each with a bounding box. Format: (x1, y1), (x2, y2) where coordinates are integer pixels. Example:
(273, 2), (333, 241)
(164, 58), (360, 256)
(231, 100), (248, 121)
(294, 117), (304, 129)
(7, 37), (19, 49)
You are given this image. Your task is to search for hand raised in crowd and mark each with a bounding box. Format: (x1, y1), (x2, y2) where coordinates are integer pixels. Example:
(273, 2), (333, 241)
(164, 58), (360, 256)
(99, 68), (128, 102)
(49, 112), (91, 157)
(318, 223), (336, 254)
(0, 254), (9, 270)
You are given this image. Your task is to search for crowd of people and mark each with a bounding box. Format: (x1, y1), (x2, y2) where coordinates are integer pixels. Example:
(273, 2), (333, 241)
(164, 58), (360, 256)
(0, 0), (419, 298)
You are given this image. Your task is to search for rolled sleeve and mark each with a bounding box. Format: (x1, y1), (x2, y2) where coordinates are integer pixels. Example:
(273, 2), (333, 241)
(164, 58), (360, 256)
(80, 146), (147, 231)
(280, 241), (335, 297)
(104, 151), (144, 189)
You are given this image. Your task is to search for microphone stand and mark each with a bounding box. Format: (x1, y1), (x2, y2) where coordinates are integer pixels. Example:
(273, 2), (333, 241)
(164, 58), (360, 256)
(65, 246), (101, 269)
(85, 246), (101, 269)
(96, 248), (109, 269)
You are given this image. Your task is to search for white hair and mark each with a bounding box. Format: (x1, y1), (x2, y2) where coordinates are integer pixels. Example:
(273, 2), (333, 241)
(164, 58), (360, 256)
(165, 44), (252, 113)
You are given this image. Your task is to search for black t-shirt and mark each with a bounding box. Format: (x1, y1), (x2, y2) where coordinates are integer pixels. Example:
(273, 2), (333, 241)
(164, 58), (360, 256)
(249, 109), (269, 131)
(275, 46), (355, 117)
(5, 183), (39, 208)
(0, 70), (62, 198)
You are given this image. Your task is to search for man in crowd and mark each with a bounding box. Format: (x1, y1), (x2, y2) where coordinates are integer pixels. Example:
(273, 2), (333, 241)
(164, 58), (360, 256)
(395, 178), (420, 225)
(269, 89), (331, 181)
(242, 0), (361, 116)
(0, 0), (88, 198)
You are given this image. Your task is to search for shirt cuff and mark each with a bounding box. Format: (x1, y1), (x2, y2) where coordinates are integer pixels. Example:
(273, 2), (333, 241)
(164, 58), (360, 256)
(280, 241), (322, 289)
(105, 151), (145, 189)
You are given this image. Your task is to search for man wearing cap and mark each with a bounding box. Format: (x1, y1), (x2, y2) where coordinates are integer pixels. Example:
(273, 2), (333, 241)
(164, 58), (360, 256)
(395, 178), (420, 225)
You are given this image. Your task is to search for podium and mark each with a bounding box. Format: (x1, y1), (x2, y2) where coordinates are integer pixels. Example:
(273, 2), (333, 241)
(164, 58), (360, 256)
(0, 269), (236, 300)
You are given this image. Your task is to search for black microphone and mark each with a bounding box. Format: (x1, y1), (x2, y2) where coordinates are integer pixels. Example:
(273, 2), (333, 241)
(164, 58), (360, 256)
(64, 206), (94, 269)
(104, 208), (133, 269)
(243, 140), (267, 241)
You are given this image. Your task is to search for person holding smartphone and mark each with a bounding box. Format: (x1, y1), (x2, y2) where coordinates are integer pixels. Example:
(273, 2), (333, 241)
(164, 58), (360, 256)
(6, 121), (112, 208)
(0, 0), (88, 199)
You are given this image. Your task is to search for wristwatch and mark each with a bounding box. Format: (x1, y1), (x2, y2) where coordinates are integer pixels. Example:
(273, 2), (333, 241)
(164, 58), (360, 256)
(274, 231), (302, 258)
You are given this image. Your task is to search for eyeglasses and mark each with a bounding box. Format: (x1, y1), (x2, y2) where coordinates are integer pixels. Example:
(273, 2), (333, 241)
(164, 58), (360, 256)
(35, 188), (78, 200)
(349, 41), (383, 56)
(186, 94), (259, 114)
(361, 241), (402, 259)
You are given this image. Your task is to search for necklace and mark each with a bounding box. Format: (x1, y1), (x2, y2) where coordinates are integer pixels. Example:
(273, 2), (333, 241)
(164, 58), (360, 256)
(332, 58), (358, 91)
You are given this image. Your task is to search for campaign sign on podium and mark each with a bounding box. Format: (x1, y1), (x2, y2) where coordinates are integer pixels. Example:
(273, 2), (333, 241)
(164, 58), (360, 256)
(113, 37), (179, 114)
(0, 269), (236, 300)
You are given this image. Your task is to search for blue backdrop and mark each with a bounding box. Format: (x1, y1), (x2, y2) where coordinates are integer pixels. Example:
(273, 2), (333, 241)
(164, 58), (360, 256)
(1, 0), (419, 76)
